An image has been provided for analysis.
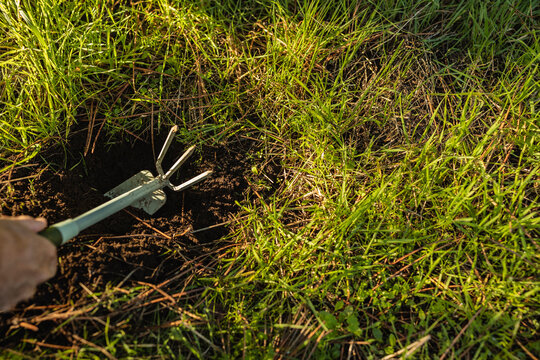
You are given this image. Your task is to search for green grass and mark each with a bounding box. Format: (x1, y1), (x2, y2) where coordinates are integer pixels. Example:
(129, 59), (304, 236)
(1, 0), (539, 358)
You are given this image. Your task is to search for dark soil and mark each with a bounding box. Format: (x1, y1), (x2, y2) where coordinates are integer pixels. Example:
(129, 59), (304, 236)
(0, 127), (276, 349)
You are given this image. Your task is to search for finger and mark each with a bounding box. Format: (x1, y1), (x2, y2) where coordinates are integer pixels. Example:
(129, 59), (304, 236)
(12, 216), (48, 232)
(33, 235), (58, 279)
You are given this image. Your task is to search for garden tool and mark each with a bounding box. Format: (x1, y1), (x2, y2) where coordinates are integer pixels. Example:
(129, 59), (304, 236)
(38, 126), (211, 246)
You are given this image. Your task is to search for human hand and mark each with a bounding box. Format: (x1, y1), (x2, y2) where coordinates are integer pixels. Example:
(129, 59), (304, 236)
(0, 215), (57, 312)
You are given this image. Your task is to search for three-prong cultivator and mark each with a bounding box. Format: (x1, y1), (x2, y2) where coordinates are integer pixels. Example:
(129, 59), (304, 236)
(39, 126), (211, 246)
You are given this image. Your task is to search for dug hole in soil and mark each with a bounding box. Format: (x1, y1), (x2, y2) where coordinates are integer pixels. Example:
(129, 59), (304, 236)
(0, 127), (267, 347)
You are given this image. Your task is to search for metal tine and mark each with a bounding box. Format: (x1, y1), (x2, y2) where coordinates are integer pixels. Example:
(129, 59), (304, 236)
(156, 125), (178, 176)
(164, 145), (196, 179)
(170, 170), (212, 192)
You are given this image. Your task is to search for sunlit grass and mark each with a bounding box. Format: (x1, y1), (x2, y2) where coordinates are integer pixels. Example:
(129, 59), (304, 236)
(1, 0), (538, 358)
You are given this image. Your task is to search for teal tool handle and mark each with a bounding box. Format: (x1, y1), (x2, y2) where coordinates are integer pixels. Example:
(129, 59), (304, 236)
(38, 178), (163, 246)
(38, 225), (64, 247)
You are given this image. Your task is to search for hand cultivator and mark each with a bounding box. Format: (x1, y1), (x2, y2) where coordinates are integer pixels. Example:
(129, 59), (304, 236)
(39, 126), (211, 246)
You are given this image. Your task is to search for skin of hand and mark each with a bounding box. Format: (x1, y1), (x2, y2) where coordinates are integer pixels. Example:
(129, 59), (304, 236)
(0, 215), (57, 312)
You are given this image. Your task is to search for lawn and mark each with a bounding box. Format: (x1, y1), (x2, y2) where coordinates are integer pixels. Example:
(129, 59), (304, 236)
(0, 0), (539, 358)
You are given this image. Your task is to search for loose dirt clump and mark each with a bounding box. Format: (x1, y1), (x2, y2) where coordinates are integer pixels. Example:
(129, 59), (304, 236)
(0, 128), (267, 348)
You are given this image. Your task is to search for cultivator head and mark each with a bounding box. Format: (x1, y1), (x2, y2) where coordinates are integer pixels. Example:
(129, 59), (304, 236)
(105, 125), (212, 215)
